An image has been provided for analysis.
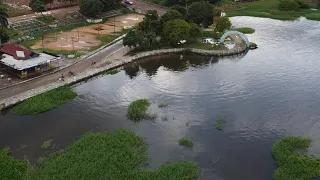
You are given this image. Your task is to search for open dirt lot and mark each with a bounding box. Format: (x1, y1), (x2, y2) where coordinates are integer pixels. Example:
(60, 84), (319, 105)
(32, 14), (144, 51)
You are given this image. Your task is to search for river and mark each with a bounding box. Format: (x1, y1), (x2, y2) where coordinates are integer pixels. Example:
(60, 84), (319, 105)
(1, 17), (320, 180)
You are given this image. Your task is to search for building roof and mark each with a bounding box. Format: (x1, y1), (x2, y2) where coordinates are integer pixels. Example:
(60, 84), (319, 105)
(0, 44), (38, 60)
(0, 53), (59, 71)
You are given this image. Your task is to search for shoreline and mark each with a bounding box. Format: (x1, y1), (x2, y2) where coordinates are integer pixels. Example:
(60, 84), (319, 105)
(0, 35), (247, 112)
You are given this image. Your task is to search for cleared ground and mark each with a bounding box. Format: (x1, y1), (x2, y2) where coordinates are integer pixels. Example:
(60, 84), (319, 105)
(32, 14), (144, 51)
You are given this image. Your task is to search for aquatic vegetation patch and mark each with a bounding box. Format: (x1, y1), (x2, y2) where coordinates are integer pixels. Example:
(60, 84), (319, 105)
(179, 138), (194, 148)
(272, 136), (320, 180)
(127, 99), (157, 121)
(104, 69), (121, 75)
(25, 129), (201, 180)
(10, 86), (77, 115)
(41, 140), (53, 149)
(235, 27), (255, 34)
(158, 103), (168, 108)
(161, 116), (168, 121)
(0, 147), (28, 180)
(216, 117), (226, 130)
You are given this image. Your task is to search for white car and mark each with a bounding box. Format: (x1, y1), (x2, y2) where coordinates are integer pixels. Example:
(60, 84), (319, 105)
(125, 0), (133, 5)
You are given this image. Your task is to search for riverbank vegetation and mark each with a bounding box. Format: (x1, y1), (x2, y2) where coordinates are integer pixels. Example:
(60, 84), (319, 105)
(235, 27), (255, 34)
(10, 86), (77, 115)
(272, 136), (320, 180)
(0, 147), (28, 180)
(216, 117), (226, 130)
(126, 99), (157, 121)
(124, 7), (234, 53)
(179, 138), (194, 148)
(1, 129), (201, 179)
(224, 0), (319, 21)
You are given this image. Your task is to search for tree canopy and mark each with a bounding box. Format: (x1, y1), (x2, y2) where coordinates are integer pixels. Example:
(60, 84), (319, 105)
(0, 7), (8, 28)
(123, 30), (138, 48)
(138, 10), (161, 34)
(187, 1), (214, 27)
(189, 22), (201, 38)
(80, 0), (104, 18)
(170, 5), (187, 17)
(163, 19), (191, 45)
(215, 16), (231, 32)
(30, 0), (46, 15)
(160, 10), (184, 26)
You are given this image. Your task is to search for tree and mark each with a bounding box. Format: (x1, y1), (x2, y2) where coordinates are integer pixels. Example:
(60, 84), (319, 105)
(136, 30), (157, 49)
(163, 19), (190, 45)
(57, 0), (79, 4)
(138, 10), (161, 35)
(0, 29), (9, 44)
(215, 16), (231, 32)
(100, 0), (121, 11)
(29, 0), (46, 16)
(160, 10), (184, 26)
(170, 5), (187, 17)
(0, 7), (8, 28)
(187, 1), (214, 27)
(189, 23), (201, 38)
(80, 0), (103, 17)
(41, 0), (53, 6)
(123, 30), (138, 48)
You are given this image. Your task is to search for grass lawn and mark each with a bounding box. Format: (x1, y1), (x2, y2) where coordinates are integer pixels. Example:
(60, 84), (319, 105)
(2, 129), (201, 180)
(272, 136), (320, 180)
(10, 86), (77, 115)
(126, 99), (157, 121)
(235, 27), (255, 34)
(224, 0), (320, 21)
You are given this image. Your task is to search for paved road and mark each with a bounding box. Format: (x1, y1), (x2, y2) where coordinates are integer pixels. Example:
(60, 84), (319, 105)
(1, 2), (167, 101)
(0, 40), (125, 100)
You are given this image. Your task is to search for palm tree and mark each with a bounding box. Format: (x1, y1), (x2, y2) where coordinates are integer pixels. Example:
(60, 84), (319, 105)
(0, 6), (8, 28)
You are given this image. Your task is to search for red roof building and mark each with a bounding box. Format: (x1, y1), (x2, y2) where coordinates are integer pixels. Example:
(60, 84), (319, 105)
(0, 44), (39, 60)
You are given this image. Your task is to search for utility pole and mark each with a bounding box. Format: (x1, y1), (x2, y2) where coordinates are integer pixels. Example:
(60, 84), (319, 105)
(41, 36), (44, 52)
(114, 16), (116, 33)
(71, 37), (75, 52)
(77, 27), (80, 40)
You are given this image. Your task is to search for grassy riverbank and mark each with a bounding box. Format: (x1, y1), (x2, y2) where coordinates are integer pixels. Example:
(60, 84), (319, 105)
(0, 147), (28, 180)
(1, 129), (201, 180)
(10, 86), (77, 115)
(272, 136), (320, 180)
(224, 0), (320, 21)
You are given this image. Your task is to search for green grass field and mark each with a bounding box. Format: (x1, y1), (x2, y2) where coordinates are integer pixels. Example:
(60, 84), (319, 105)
(225, 0), (320, 21)
(235, 27), (255, 34)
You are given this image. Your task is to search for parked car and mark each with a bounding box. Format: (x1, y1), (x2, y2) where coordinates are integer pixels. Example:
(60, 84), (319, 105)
(125, 0), (133, 5)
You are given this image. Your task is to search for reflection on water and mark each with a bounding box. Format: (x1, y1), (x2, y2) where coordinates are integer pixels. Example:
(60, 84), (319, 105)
(1, 17), (320, 180)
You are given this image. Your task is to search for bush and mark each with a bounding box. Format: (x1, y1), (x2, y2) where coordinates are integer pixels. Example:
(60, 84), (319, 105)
(296, 0), (312, 8)
(278, 0), (300, 10)
(215, 16), (232, 33)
